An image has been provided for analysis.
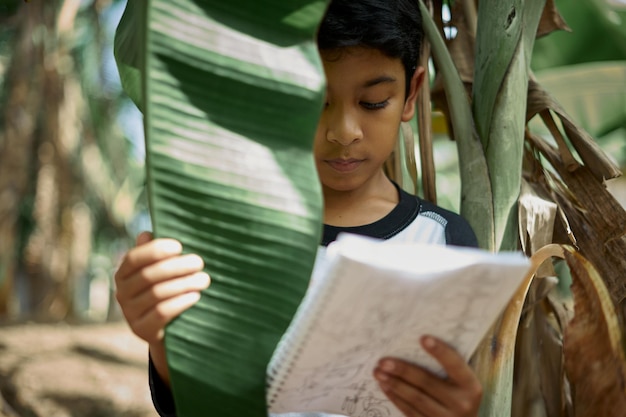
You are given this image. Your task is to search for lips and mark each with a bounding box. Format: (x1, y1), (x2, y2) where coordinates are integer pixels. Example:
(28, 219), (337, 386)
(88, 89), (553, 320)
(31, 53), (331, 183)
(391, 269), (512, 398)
(325, 158), (364, 173)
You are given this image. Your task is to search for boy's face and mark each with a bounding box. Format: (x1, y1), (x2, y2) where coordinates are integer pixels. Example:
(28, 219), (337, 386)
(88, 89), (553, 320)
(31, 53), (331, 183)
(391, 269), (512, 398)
(314, 47), (421, 195)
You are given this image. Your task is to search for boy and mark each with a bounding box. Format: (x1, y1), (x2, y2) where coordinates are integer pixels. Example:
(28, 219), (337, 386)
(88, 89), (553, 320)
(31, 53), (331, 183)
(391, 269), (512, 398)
(114, 0), (483, 416)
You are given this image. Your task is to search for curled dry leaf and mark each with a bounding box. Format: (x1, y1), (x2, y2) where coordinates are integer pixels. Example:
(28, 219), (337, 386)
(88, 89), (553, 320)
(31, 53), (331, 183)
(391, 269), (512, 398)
(526, 78), (621, 182)
(562, 247), (626, 417)
(471, 244), (565, 417)
(526, 131), (626, 321)
(536, 0), (570, 38)
(518, 178), (558, 276)
(513, 275), (573, 417)
(514, 179), (573, 416)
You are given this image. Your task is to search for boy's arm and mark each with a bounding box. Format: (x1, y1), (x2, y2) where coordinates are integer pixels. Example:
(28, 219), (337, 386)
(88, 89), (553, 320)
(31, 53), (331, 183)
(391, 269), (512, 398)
(149, 351), (178, 417)
(149, 343), (170, 386)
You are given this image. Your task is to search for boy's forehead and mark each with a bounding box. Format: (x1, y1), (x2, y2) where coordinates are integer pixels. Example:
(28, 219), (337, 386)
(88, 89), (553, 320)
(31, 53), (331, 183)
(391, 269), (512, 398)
(322, 47), (402, 68)
(320, 47), (405, 82)
(320, 46), (390, 62)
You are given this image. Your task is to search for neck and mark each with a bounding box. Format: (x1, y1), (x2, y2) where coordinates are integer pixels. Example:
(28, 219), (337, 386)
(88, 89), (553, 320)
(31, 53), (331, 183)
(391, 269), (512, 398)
(323, 173), (399, 227)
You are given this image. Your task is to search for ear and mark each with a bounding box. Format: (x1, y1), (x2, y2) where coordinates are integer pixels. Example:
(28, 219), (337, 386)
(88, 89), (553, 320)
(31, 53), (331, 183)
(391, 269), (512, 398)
(401, 66), (425, 122)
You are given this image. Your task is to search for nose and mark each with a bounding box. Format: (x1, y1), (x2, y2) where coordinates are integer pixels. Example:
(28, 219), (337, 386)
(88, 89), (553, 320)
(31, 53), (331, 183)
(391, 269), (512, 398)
(324, 104), (362, 146)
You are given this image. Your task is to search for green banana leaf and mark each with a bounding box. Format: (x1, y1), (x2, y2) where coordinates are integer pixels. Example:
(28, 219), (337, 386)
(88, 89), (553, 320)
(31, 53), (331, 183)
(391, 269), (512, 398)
(115, 1), (329, 416)
(0, 0), (20, 17)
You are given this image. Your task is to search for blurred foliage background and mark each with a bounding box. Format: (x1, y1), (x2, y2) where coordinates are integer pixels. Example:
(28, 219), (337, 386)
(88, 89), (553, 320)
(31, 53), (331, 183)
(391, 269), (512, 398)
(0, 0), (624, 323)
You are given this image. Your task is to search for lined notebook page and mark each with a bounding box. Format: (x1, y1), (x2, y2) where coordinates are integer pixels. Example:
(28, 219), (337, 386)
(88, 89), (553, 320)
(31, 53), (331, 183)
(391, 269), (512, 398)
(267, 233), (530, 417)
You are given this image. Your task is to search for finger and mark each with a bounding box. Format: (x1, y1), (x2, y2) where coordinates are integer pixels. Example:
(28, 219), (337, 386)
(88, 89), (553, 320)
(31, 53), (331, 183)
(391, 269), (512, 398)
(131, 291), (202, 344)
(119, 253), (205, 300)
(379, 387), (428, 417)
(126, 272), (210, 322)
(114, 239), (184, 285)
(421, 336), (477, 388)
(421, 336), (483, 413)
(374, 364), (448, 417)
(136, 231), (154, 247)
(375, 358), (450, 400)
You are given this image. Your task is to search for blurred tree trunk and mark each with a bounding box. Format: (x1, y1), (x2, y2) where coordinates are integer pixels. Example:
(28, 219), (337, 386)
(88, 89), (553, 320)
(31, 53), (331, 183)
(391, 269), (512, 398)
(1, 0), (141, 321)
(0, 1), (51, 316)
(0, 0), (94, 320)
(0, 0), (74, 319)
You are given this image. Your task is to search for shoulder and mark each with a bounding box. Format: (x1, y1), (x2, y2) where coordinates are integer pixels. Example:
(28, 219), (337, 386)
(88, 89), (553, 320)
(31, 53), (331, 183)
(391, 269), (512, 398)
(416, 197), (478, 248)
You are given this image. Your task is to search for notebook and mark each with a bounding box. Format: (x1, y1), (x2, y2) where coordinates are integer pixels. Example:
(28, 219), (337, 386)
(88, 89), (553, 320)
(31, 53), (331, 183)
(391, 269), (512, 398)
(267, 233), (531, 417)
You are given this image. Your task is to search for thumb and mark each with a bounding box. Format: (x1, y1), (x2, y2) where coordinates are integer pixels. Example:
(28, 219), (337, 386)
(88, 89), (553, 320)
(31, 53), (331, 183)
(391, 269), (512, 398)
(135, 231), (154, 247)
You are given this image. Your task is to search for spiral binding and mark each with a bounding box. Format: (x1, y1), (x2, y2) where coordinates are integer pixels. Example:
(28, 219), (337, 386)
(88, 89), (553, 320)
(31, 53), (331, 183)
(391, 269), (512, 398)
(266, 256), (346, 408)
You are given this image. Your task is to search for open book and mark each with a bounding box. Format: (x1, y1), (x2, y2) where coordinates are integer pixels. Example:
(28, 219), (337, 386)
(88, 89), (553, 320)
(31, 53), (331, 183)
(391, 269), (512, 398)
(267, 233), (531, 417)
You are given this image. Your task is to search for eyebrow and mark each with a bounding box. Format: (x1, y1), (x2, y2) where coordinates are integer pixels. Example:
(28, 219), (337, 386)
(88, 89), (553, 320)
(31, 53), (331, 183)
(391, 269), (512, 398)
(362, 75), (397, 88)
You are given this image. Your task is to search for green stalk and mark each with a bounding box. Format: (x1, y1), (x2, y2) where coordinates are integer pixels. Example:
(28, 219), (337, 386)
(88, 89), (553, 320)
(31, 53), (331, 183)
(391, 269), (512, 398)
(472, 0), (546, 252)
(418, 0), (494, 250)
(470, 1), (547, 416)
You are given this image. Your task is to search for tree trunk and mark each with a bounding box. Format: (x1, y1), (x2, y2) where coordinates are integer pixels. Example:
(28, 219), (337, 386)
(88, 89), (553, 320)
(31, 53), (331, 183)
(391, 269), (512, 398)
(0, 1), (48, 315)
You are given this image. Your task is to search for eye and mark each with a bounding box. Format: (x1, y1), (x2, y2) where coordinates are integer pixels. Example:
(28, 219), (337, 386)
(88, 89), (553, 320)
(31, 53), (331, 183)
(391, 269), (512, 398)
(360, 100), (389, 110)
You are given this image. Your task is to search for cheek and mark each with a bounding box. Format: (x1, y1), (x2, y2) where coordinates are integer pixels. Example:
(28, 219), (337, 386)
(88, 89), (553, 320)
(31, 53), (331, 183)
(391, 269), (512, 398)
(312, 123), (325, 156)
(313, 121), (326, 147)
(364, 112), (402, 146)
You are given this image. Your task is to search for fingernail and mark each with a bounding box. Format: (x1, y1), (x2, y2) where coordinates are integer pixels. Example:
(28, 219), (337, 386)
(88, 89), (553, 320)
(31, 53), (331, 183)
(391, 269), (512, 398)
(159, 239), (182, 254)
(187, 292), (202, 303)
(198, 272), (211, 287)
(374, 370), (389, 381)
(422, 336), (436, 349)
(380, 360), (395, 372)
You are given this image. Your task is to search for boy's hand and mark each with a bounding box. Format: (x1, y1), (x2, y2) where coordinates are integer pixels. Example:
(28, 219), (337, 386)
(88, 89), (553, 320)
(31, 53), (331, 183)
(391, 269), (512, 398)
(114, 232), (211, 345)
(374, 336), (482, 417)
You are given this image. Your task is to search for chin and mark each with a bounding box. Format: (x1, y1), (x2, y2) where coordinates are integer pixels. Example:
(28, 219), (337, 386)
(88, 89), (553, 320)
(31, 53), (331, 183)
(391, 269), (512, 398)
(321, 178), (363, 193)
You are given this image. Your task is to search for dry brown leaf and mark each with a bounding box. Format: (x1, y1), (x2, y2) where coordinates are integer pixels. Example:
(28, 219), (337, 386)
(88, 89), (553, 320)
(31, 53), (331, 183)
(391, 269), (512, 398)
(519, 178), (558, 277)
(444, 1), (475, 84)
(536, 0), (571, 38)
(516, 178), (573, 416)
(527, 131), (626, 321)
(513, 275), (573, 417)
(543, 290), (574, 416)
(471, 245), (565, 415)
(430, 1), (475, 138)
(562, 247), (626, 417)
(527, 79), (622, 182)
